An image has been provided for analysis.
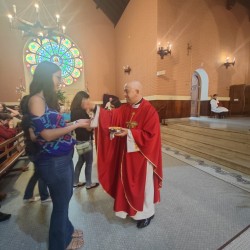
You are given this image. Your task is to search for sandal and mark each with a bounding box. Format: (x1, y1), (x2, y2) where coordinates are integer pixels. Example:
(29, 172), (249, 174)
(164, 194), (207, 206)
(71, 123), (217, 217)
(72, 229), (83, 238)
(73, 182), (86, 188)
(66, 238), (84, 250)
(86, 183), (99, 190)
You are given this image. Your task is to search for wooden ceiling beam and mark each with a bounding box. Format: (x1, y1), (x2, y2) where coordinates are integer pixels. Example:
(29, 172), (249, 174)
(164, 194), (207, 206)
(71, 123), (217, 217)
(93, 0), (130, 26)
(226, 0), (250, 21)
(226, 0), (237, 10)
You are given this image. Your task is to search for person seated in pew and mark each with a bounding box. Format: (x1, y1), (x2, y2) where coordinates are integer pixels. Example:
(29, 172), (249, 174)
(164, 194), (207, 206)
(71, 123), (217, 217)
(0, 113), (17, 164)
(210, 94), (229, 118)
(0, 102), (22, 128)
(0, 114), (17, 211)
(0, 102), (21, 119)
(0, 113), (19, 222)
(0, 113), (16, 135)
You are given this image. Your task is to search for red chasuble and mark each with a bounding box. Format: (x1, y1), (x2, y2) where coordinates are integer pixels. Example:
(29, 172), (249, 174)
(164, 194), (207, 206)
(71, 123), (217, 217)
(97, 99), (163, 216)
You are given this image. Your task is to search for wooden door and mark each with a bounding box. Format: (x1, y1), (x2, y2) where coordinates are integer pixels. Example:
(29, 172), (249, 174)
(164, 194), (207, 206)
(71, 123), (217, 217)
(244, 85), (250, 115)
(229, 84), (245, 115)
(190, 74), (200, 117)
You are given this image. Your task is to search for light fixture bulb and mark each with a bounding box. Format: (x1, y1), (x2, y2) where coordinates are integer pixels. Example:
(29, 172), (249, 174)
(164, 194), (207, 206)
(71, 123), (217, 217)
(13, 5), (17, 14)
(56, 14), (60, 22)
(34, 3), (39, 13)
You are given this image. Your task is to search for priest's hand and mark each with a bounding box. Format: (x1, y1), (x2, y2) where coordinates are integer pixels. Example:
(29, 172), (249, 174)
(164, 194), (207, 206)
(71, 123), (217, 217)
(115, 128), (128, 137)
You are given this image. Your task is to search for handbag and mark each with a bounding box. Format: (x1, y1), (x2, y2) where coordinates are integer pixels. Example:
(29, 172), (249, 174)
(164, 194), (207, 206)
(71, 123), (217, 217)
(75, 141), (92, 155)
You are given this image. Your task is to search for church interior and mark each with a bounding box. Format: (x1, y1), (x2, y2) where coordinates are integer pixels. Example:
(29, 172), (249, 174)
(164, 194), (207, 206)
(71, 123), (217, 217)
(0, 0), (250, 249)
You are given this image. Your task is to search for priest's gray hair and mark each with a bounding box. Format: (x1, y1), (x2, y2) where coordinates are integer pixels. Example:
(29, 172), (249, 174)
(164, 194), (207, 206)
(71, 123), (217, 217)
(124, 80), (143, 94)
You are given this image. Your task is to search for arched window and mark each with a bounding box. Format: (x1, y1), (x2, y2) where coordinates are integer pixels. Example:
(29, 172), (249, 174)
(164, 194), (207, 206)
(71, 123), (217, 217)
(24, 36), (83, 86)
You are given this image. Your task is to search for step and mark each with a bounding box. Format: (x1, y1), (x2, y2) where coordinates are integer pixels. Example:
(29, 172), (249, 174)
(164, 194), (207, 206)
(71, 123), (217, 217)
(161, 127), (250, 156)
(162, 123), (250, 145)
(162, 133), (250, 164)
(162, 134), (250, 175)
(165, 123), (250, 144)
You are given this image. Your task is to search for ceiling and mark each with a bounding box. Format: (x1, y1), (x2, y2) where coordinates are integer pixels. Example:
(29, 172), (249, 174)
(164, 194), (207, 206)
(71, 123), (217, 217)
(226, 0), (250, 20)
(226, 0), (250, 9)
(93, 0), (130, 26)
(93, 0), (250, 26)
(92, 0), (250, 26)
(1, 0), (249, 29)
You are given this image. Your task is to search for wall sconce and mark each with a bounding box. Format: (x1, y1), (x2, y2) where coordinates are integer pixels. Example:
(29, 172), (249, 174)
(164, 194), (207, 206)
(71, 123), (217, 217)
(123, 65), (131, 74)
(224, 57), (235, 69)
(157, 42), (172, 59)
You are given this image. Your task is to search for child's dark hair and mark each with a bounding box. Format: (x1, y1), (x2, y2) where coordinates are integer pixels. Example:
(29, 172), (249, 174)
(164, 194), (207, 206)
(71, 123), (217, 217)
(0, 112), (12, 121)
(0, 103), (7, 112)
(70, 91), (90, 111)
(20, 95), (40, 157)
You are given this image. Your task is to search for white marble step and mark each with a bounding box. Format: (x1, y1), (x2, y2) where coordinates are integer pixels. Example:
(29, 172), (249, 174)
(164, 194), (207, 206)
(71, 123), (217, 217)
(162, 133), (250, 174)
(163, 123), (250, 144)
(161, 126), (250, 156)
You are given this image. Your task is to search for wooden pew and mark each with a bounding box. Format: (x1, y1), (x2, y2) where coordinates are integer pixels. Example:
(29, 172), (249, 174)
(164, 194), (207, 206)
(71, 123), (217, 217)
(0, 132), (27, 177)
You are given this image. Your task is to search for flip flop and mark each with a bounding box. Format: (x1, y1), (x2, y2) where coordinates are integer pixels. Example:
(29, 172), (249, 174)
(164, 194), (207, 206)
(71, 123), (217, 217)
(73, 182), (86, 188)
(86, 183), (99, 190)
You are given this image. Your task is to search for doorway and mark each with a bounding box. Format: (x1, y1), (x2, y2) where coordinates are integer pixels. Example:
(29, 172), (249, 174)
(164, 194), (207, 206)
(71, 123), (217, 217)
(190, 68), (209, 117)
(190, 74), (200, 117)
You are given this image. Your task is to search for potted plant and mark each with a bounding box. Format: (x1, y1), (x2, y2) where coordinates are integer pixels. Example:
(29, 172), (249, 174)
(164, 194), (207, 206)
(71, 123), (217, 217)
(56, 89), (66, 105)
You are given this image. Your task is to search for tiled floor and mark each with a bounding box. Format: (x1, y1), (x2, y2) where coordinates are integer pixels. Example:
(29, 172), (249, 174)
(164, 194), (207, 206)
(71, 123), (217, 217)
(223, 226), (250, 250)
(163, 146), (250, 192)
(189, 117), (250, 133)
(1, 150), (250, 250)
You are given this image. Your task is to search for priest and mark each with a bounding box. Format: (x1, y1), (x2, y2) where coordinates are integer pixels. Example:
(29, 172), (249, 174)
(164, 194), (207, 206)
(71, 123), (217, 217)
(90, 81), (163, 228)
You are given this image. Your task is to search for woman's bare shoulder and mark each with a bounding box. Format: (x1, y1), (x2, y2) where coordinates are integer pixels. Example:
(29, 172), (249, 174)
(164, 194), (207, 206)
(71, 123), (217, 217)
(29, 95), (45, 116)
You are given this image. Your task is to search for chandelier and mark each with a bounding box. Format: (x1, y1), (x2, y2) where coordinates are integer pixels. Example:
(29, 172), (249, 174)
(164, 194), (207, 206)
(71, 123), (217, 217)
(7, 2), (66, 39)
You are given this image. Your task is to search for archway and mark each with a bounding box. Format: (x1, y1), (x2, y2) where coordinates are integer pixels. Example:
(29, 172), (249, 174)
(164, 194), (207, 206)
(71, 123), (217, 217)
(190, 68), (209, 117)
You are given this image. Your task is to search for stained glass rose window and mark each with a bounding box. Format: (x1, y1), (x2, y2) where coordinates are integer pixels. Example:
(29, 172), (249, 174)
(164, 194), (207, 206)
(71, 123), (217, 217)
(25, 36), (83, 85)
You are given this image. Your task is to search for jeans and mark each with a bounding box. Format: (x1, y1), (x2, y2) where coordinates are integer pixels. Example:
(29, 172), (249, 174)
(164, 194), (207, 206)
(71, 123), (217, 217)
(74, 142), (93, 186)
(23, 164), (49, 201)
(35, 150), (74, 250)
